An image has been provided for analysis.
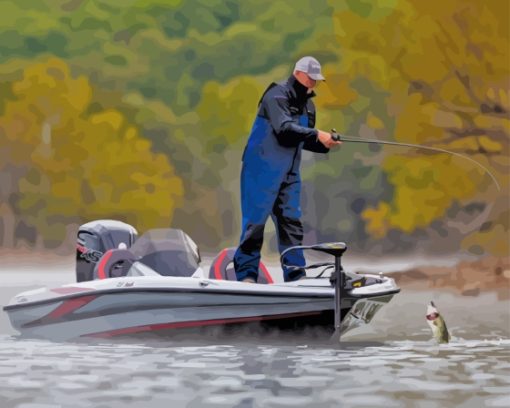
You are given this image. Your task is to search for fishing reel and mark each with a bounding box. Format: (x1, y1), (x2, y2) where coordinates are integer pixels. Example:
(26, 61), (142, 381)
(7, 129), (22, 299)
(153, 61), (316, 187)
(331, 128), (343, 142)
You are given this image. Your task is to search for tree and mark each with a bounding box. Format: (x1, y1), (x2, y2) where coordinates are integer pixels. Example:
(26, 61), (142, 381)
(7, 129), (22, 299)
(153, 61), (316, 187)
(1, 58), (183, 248)
(330, 0), (509, 254)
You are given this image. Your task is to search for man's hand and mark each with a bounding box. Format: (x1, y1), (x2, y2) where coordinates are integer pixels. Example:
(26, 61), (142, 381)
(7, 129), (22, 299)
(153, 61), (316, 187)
(317, 130), (342, 149)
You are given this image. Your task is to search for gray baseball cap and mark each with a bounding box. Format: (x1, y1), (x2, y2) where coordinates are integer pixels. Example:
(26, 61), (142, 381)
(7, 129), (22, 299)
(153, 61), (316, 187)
(294, 56), (325, 81)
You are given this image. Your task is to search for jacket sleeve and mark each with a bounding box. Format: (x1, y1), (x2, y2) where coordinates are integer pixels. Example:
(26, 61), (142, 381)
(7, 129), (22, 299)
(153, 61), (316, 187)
(262, 87), (318, 147)
(303, 137), (329, 153)
(302, 100), (329, 153)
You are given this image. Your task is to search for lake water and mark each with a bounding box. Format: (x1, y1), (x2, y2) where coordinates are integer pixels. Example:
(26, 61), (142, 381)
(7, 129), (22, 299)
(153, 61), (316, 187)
(0, 262), (509, 408)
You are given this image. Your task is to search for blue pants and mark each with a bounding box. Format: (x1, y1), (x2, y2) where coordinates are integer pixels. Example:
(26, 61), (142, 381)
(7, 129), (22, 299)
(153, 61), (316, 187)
(233, 168), (306, 282)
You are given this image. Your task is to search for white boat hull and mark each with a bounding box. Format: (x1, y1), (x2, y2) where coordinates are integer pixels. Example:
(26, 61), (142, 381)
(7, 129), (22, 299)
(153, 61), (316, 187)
(4, 274), (399, 341)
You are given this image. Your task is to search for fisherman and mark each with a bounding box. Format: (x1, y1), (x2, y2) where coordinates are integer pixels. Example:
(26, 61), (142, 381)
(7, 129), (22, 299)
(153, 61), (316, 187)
(234, 56), (342, 283)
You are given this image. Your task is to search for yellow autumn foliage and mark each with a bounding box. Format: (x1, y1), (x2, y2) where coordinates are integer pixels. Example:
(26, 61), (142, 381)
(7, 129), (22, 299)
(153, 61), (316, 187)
(2, 58), (184, 236)
(362, 202), (391, 238)
(90, 110), (124, 132)
(366, 112), (384, 130)
(318, 71), (358, 109)
(333, 0), (508, 253)
(478, 136), (502, 153)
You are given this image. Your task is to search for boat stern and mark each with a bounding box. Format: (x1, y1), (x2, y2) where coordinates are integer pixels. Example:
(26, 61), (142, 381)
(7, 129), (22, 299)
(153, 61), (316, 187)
(340, 275), (400, 334)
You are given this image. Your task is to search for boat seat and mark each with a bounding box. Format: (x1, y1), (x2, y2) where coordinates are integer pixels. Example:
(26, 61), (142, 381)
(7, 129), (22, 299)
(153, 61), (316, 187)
(209, 247), (273, 284)
(93, 249), (138, 279)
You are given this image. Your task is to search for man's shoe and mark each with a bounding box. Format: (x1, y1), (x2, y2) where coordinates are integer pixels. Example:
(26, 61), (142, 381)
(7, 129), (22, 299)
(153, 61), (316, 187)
(285, 275), (307, 282)
(241, 277), (256, 283)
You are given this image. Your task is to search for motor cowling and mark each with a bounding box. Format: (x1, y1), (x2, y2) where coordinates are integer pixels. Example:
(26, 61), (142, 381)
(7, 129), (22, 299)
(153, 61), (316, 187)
(76, 220), (137, 282)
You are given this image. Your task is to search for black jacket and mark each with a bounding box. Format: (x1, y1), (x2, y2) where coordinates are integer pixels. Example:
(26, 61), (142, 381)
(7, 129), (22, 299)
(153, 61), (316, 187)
(257, 75), (329, 153)
(241, 75), (329, 184)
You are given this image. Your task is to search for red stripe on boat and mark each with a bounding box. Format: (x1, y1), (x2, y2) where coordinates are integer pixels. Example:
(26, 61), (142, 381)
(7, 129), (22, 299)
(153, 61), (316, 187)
(97, 250), (113, 279)
(213, 249), (273, 283)
(259, 262), (274, 284)
(47, 295), (97, 319)
(214, 249), (228, 280)
(87, 311), (322, 338)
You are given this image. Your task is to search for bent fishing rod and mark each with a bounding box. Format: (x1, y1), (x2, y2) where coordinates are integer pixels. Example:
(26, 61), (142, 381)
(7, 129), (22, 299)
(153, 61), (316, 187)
(330, 129), (501, 192)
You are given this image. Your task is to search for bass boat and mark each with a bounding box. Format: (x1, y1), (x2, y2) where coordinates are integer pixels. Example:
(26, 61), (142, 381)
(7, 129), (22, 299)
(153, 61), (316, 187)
(3, 220), (400, 341)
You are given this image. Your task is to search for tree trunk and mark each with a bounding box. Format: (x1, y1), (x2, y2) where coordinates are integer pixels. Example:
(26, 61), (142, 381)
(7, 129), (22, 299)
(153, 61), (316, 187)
(0, 203), (16, 248)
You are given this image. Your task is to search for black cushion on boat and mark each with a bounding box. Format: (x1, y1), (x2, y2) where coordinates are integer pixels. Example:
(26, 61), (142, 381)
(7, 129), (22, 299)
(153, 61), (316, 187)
(129, 229), (200, 277)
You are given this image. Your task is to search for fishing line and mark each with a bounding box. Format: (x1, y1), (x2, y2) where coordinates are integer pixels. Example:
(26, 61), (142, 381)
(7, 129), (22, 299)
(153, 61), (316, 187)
(331, 129), (501, 191)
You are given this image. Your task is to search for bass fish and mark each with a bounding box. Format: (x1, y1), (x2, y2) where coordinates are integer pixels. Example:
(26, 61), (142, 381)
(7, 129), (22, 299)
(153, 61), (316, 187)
(426, 301), (450, 344)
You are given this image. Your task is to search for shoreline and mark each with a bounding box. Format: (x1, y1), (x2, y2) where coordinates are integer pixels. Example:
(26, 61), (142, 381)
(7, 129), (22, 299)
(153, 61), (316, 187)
(0, 248), (508, 299)
(388, 256), (510, 300)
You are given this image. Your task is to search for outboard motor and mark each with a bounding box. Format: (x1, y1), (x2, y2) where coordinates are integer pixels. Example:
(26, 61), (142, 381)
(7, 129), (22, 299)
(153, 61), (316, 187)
(76, 220), (138, 282)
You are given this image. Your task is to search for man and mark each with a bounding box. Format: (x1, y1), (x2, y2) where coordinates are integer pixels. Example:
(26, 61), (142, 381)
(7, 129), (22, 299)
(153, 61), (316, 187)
(234, 56), (342, 283)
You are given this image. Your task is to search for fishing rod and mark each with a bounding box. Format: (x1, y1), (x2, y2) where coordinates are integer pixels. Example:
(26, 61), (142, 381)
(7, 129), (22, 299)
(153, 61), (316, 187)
(330, 129), (501, 192)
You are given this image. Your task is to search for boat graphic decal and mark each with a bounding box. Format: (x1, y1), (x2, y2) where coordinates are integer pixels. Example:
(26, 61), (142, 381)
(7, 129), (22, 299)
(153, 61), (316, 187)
(87, 310), (323, 338)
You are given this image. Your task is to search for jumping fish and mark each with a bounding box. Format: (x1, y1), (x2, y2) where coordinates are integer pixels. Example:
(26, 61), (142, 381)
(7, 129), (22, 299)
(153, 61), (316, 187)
(426, 301), (450, 344)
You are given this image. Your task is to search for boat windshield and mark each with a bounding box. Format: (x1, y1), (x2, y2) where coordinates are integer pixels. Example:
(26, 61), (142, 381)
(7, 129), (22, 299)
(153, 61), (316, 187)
(130, 229), (200, 277)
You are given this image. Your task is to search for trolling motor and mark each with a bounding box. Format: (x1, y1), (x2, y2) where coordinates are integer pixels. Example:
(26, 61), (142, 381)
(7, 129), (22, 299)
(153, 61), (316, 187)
(280, 242), (362, 339)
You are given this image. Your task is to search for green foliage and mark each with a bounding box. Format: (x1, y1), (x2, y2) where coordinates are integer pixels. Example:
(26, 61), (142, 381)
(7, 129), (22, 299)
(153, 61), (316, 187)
(0, 0), (507, 255)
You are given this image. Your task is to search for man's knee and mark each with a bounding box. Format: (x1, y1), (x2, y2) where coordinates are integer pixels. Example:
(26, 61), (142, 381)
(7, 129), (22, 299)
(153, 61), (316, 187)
(277, 216), (304, 242)
(240, 223), (265, 248)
